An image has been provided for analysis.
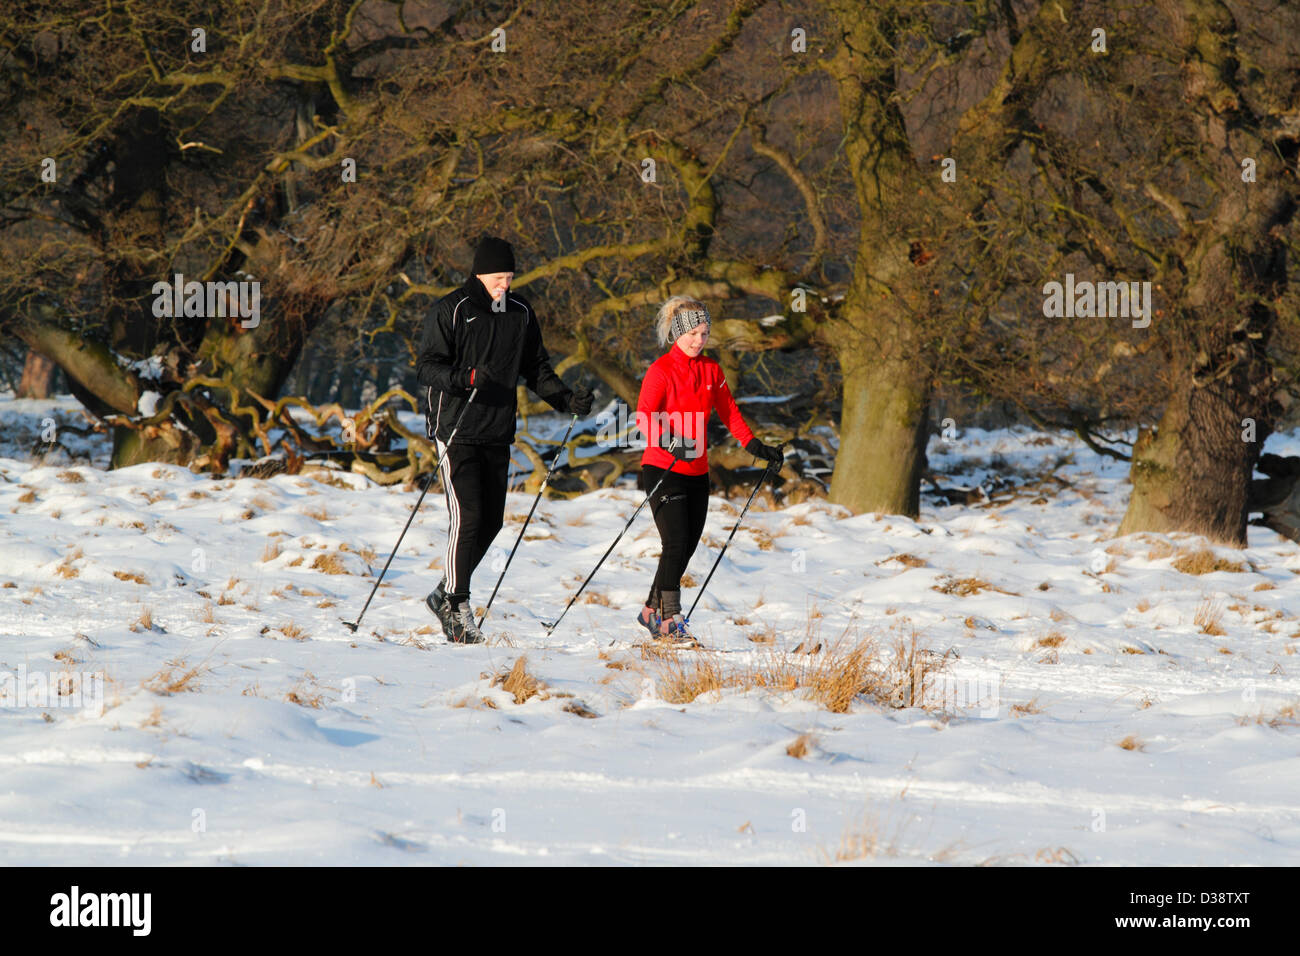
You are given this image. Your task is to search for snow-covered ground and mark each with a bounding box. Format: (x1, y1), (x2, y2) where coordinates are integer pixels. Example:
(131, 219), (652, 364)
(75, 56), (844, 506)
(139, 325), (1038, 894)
(2, 393), (1299, 865)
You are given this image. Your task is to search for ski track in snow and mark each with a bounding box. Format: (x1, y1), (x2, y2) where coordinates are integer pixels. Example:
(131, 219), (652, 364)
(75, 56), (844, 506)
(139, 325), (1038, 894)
(2, 395), (1300, 865)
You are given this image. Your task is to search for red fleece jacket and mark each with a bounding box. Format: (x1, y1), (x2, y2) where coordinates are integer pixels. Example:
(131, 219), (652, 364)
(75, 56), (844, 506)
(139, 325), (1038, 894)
(637, 346), (755, 476)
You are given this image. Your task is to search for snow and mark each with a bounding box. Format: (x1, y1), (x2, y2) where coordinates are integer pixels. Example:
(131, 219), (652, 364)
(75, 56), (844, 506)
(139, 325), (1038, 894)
(137, 391), (161, 417)
(1, 394), (1299, 865)
(126, 356), (166, 382)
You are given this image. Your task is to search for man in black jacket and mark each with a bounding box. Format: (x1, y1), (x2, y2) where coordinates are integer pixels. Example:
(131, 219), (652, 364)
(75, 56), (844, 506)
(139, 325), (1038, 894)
(417, 236), (593, 643)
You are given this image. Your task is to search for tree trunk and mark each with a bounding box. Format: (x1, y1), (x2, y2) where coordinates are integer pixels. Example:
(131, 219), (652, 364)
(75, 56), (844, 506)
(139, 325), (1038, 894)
(820, 2), (934, 518)
(16, 350), (56, 399)
(1120, 363), (1270, 546)
(1117, 0), (1298, 546)
(830, 340), (929, 515)
(111, 424), (201, 469)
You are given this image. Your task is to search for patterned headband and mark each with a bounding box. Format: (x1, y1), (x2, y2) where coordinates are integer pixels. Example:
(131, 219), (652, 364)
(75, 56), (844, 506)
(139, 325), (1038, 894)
(670, 306), (710, 342)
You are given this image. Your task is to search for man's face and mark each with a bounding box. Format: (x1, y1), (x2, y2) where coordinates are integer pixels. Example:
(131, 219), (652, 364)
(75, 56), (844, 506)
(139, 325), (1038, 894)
(476, 272), (513, 302)
(675, 322), (710, 357)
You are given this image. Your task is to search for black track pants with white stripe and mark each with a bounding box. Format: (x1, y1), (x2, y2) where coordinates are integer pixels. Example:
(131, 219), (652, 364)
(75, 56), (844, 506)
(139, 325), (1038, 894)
(437, 440), (510, 602)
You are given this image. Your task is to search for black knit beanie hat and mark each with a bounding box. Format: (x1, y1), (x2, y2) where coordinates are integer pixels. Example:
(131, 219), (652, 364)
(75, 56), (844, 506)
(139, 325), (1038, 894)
(471, 236), (516, 275)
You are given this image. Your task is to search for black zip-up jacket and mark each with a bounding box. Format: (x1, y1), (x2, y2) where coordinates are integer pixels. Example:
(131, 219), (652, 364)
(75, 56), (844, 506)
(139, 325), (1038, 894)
(416, 276), (572, 445)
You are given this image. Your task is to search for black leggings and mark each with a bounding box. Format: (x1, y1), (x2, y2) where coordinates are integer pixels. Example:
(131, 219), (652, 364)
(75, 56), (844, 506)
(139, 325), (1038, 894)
(639, 464), (710, 609)
(437, 440), (510, 601)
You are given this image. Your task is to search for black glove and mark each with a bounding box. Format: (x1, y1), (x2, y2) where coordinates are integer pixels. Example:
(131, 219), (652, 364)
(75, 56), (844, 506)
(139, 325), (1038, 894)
(745, 438), (785, 469)
(567, 383), (593, 416)
(662, 432), (695, 461)
(452, 367), (486, 391)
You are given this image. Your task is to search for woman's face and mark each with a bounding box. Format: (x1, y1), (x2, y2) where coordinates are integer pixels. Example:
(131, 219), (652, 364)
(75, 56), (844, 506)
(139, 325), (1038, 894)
(675, 321), (710, 357)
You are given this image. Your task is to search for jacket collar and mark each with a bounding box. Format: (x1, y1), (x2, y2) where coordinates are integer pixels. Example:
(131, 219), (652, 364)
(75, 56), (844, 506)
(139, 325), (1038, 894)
(465, 275), (496, 310)
(667, 343), (702, 365)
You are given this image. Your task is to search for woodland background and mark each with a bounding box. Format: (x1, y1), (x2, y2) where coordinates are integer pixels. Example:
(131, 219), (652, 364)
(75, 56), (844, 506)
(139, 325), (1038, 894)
(3, 0), (1299, 545)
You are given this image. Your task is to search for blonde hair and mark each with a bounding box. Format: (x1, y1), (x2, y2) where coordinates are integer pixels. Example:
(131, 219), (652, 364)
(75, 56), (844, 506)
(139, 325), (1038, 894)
(655, 295), (711, 346)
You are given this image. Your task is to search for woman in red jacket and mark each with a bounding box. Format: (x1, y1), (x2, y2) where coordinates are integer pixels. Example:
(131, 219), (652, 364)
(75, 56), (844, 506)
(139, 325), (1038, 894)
(635, 296), (784, 644)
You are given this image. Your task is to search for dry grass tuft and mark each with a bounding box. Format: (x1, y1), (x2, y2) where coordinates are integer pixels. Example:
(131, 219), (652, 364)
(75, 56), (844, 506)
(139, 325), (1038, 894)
(1118, 735), (1145, 751)
(282, 672), (325, 707)
(302, 504), (331, 521)
(581, 591), (611, 606)
(113, 570), (148, 585)
(132, 606), (155, 631)
(649, 630), (943, 714)
(310, 472), (357, 491)
(56, 470), (85, 483)
(1010, 698), (1043, 717)
(562, 700), (599, 718)
(310, 552), (348, 575)
(882, 553), (927, 569)
(17, 489), (36, 504)
(1172, 548), (1245, 575)
(786, 733), (816, 759)
(261, 541), (282, 562)
(452, 696), (500, 710)
(492, 657), (548, 705)
(824, 814), (887, 862)
(1146, 540), (1177, 561)
(143, 662), (201, 695)
(1037, 632), (1066, 648)
(1194, 598), (1226, 636)
(277, 622), (309, 641)
(54, 548), (83, 579)
(655, 652), (732, 703)
(747, 627), (777, 644)
(1253, 581), (1276, 591)
(932, 576), (995, 596)
(1237, 701), (1299, 729)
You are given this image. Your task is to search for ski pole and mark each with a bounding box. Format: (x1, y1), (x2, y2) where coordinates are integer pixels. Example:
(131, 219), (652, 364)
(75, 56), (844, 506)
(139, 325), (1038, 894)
(543, 438), (680, 636)
(687, 458), (778, 620)
(343, 387), (478, 632)
(477, 413), (580, 629)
